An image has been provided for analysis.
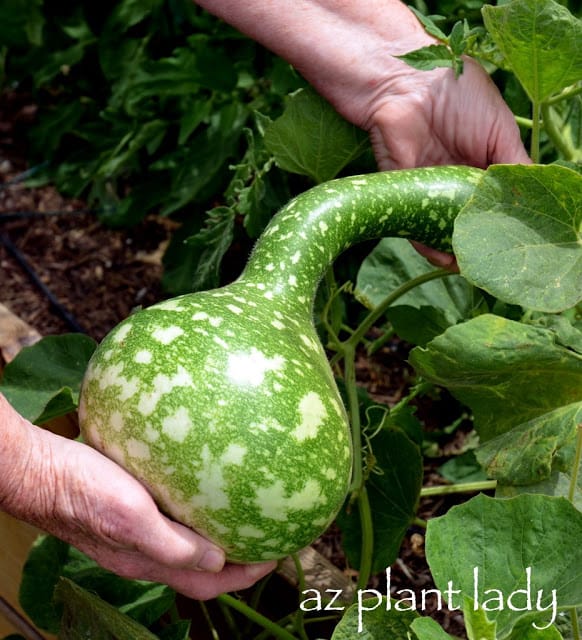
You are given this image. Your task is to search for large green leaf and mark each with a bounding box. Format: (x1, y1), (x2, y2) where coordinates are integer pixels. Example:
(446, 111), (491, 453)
(0, 334), (97, 424)
(19, 536), (176, 634)
(336, 427), (422, 573)
(426, 493), (582, 638)
(497, 469), (582, 512)
(263, 87), (370, 184)
(482, 0), (582, 103)
(331, 598), (418, 639)
(453, 164), (582, 313)
(476, 402), (582, 484)
(55, 578), (159, 640)
(410, 314), (582, 441)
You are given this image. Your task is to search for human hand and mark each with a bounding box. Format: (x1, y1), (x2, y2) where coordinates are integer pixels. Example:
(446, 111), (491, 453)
(0, 397), (274, 600)
(365, 56), (531, 171)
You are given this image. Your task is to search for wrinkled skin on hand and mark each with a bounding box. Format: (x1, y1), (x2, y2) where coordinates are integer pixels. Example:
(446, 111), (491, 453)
(0, 395), (274, 600)
(364, 57), (530, 171)
(354, 58), (531, 269)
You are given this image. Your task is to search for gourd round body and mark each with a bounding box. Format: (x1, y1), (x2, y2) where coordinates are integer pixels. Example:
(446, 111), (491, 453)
(79, 166), (483, 563)
(79, 285), (350, 562)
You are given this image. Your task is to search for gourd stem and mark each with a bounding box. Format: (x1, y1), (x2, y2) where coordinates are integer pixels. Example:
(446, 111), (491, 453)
(240, 167), (482, 313)
(217, 594), (297, 640)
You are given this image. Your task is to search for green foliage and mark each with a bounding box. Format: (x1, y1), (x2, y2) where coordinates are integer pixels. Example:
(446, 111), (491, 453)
(19, 535), (181, 636)
(454, 164), (582, 312)
(409, 314), (582, 441)
(482, 0), (582, 103)
(426, 493), (582, 637)
(2, 0), (582, 637)
(0, 334), (96, 424)
(330, 598), (418, 639)
(336, 426), (423, 573)
(263, 87), (370, 184)
(355, 237), (484, 346)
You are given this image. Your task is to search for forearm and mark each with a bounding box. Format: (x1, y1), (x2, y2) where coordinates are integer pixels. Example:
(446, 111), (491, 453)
(195, 0), (435, 127)
(0, 393), (49, 519)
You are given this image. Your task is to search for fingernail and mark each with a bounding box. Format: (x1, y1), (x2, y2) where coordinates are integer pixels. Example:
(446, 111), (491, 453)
(199, 549), (225, 573)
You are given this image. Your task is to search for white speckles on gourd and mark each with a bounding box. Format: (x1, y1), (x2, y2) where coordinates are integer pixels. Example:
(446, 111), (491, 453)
(110, 411), (124, 431)
(137, 366), (193, 416)
(134, 350), (152, 364)
(162, 407), (193, 442)
(112, 323), (132, 343)
(227, 349), (285, 387)
(80, 166), (482, 562)
(226, 304), (243, 315)
(152, 325), (184, 344)
(238, 525), (265, 539)
(126, 438), (151, 460)
(293, 392), (327, 442)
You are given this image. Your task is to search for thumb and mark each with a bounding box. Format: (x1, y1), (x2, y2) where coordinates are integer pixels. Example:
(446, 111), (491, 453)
(134, 511), (227, 573)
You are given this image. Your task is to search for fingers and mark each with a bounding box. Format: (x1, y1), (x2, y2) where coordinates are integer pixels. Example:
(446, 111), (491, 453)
(410, 241), (459, 271)
(43, 437), (275, 597)
(134, 513), (226, 573)
(159, 561), (278, 601)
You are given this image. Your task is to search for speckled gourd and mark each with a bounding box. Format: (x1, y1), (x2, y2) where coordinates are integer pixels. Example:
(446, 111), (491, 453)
(79, 166), (482, 563)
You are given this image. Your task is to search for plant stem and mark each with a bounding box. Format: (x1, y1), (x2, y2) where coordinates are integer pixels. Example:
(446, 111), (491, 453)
(217, 594), (298, 640)
(571, 608), (581, 640)
(344, 343), (363, 494)
(347, 268), (453, 350)
(541, 103), (574, 161)
(514, 115), (534, 128)
(547, 83), (582, 105)
(531, 101), (542, 163)
(568, 423), (582, 504)
(199, 601), (221, 640)
(420, 480), (497, 497)
(342, 342), (375, 593)
(356, 485), (375, 593)
(291, 554), (309, 640)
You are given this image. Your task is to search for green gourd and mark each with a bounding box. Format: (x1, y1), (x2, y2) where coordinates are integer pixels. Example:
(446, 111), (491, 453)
(79, 166), (482, 563)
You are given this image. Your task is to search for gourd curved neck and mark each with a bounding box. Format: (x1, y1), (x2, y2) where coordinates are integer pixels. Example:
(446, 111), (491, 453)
(239, 166), (483, 312)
